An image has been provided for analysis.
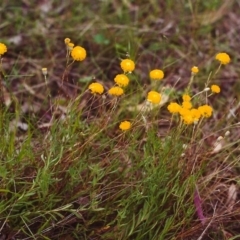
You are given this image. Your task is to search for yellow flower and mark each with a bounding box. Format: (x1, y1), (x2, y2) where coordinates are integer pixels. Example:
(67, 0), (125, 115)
(0, 43), (7, 55)
(215, 52), (230, 65)
(191, 66), (199, 74)
(108, 86), (124, 96)
(67, 42), (74, 51)
(149, 69), (164, 80)
(167, 102), (181, 113)
(120, 59), (135, 73)
(182, 94), (191, 102)
(182, 114), (194, 125)
(42, 68), (47, 76)
(179, 108), (190, 116)
(179, 108), (194, 124)
(71, 46), (86, 61)
(114, 74), (129, 87)
(211, 84), (220, 93)
(182, 101), (192, 110)
(147, 91), (161, 104)
(198, 105), (213, 118)
(119, 121), (131, 131)
(190, 108), (201, 122)
(88, 82), (104, 94)
(64, 38), (71, 44)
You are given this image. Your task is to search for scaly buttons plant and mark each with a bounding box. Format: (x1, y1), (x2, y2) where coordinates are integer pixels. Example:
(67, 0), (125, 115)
(191, 66), (199, 74)
(215, 52), (230, 65)
(120, 59), (135, 73)
(71, 46), (86, 61)
(149, 69), (164, 80)
(198, 105), (213, 118)
(0, 43), (7, 55)
(211, 84), (220, 93)
(182, 101), (192, 110)
(42, 68), (48, 76)
(147, 91), (161, 104)
(167, 102), (181, 113)
(114, 74), (129, 87)
(67, 43), (74, 51)
(119, 121), (131, 131)
(182, 94), (191, 102)
(108, 86), (124, 96)
(88, 83), (104, 94)
(64, 38), (71, 44)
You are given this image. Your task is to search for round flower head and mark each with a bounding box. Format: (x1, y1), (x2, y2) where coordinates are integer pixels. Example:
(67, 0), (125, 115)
(167, 102), (181, 113)
(119, 121), (131, 131)
(71, 46), (86, 61)
(179, 108), (190, 117)
(190, 108), (201, 122)
(88, 82), (104, 94)
(211, 84), (220, 93)
(114, 74), (129, 87)
(215, 52), (230, 65)
(182, 114), (194, 125)
(198, 105), (213, 118)
(191, 66), (199, 74)
(182, 101), (192, 110)
(108, 86), (124, 96)
(149, 69), (164, 80)
(120, 59), (135, 73)
(67, 42), (74, 51)
(147, 91), (161, 104)
(0, 43), (7, 55)
(64, 38), (71, 44)
(182, 94), (191, 102)
(42, 68), (47, 76)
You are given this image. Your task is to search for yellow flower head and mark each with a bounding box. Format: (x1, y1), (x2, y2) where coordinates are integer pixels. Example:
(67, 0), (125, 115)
(71, 46), (87, 61)
(119, 121), (131, 131)
(42, 68), (47, 76)
(108, 86), (124, 96)
(215, 52), (230, 65)
(114, 74), (130, 87)
(211, 84), (220, 93)
(182, 94), (191, 102)
(167, 102), (181, 113)
(191, 66), (199, 74)
(179, 108), (194, 124)
(182, 101), (192, 110)
(182, 114), (194, 125)
(88, 82), (104, 94)
(0, 43), (7, 55)
(149, 69), (164, 80)
(147, 91), (161, 104)
(64, 38), (71, 44)
(198, 105), (213, 118)
(120, 59), (135, 73)
(190, 108), (201, 122)
(67, 42), (74, 51)
(179, 108), (190, 116)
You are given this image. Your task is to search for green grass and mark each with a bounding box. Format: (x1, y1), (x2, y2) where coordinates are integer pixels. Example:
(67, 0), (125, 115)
(1, 0), (240, 239)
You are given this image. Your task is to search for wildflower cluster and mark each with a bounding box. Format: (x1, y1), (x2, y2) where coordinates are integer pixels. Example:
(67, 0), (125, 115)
(146, 68), (164, 104)
(64, 38), (87, 61)
(166, 53), (229, 125)
(168, 93), (213, 125)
